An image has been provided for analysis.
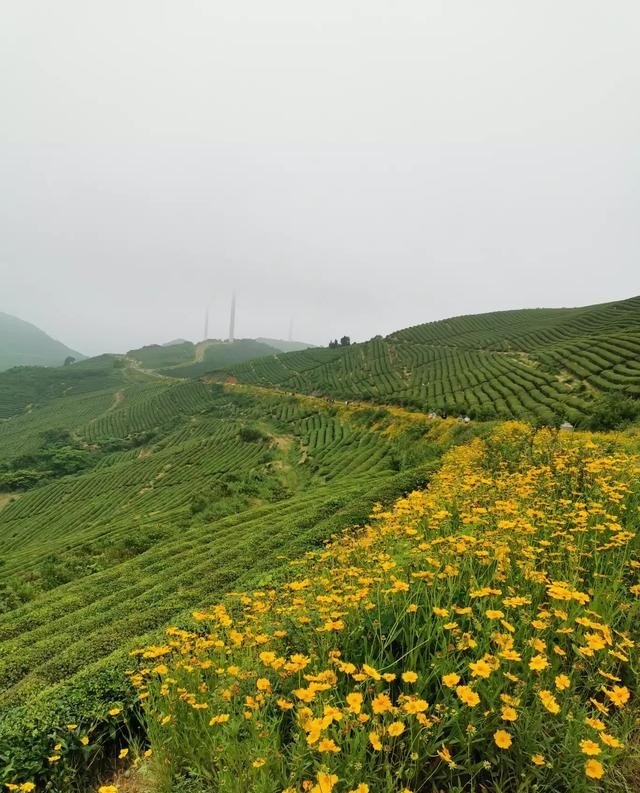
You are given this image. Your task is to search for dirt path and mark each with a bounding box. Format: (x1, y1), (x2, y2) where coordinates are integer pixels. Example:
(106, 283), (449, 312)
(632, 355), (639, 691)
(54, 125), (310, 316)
(194, 340), (218, 362)
(227, 382), (447, 427)
(109, 389), (125, 411)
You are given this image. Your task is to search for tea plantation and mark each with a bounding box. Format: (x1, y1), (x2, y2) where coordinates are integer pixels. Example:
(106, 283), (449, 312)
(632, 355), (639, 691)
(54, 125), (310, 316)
(229, 295), (640, 426)
(0, 356), (478, 789)
(1, 298), (639, 791)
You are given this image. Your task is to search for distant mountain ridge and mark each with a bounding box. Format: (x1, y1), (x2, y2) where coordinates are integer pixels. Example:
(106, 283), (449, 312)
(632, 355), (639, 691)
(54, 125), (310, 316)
(0, 312), (82, 372)
(255, 337), (314, 353)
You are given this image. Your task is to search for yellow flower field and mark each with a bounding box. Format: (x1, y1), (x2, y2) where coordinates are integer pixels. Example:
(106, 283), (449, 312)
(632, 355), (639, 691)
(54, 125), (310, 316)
(131, 422), (639, 792)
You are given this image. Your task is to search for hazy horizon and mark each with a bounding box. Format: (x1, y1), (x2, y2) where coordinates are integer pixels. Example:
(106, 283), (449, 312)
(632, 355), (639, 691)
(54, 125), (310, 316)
(5, 290), (640, 359)
(2, 2), (639, 355)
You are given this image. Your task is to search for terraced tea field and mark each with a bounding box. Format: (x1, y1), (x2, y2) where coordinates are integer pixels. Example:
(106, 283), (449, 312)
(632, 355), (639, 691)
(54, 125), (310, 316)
(1, 366), (465, 790)
(1, 297), (639, 792)
(229, 296), (640, 426)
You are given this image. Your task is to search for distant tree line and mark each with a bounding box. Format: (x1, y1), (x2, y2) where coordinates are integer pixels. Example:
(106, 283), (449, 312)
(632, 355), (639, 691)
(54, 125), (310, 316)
(328, 336), (351, 349)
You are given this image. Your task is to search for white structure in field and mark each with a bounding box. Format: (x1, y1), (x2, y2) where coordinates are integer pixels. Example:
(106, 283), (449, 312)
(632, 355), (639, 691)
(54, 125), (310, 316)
(228, 293), (236, 342)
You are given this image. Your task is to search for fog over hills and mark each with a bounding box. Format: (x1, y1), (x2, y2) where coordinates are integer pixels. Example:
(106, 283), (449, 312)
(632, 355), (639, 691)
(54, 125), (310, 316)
(0, 312), (82, 371)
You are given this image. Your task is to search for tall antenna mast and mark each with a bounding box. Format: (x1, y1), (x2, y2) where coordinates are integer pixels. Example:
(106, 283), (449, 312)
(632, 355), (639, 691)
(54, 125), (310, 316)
(203, 307), (209, 341)
(228, 292), (236, 342)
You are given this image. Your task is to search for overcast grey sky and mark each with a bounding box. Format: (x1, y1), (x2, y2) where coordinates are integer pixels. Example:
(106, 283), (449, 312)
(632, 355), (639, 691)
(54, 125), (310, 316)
(1, 1), (639, 354)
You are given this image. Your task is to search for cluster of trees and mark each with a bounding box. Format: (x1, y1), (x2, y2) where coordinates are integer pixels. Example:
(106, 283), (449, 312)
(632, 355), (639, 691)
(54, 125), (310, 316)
(586, 390), (640, 430)
(328, 336), (351, 349)
(0, 428), (94, 491)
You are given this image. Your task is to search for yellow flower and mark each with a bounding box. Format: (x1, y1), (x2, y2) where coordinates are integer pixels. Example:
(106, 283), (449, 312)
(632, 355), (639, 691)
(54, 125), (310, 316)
(294, 687), (316, 703)
(494, 730), (512, 749)
(252, 757), (266, 768)
(469, 659), (492, 679)
(80, 736), (89, 746)
(256, 678), (271, 692)
(585, 632), (607, 651)
(372, 693), (393, 714)
(456, 685), (480, 708)
(347, 786), (369, 793)
(47, 755), (61, 763)
(554, 674), (570, 691)
(500, 649), (522, 662)
(98, 787), (119, 793)
(387, 721), (405, 736)
(402, 671), (418, 683)
(108, 707), (122, 716)
(538, 690), (560, 715)
(531, 753), (545, 766)
(600, 732), (623, 749)
(584, 759), (604, 779)
(580, 740), (601, 756)
(529, 654), (549, 671)
(305, 719), (323, 746)
(259, 651), (276, 665)
(501, 706), (517, 721)
(346, 692), (363, 713)
(369, 731), (383, 751)
(362, 664), (381, 680)
(118, 748), (129, 759)
(437, 745), (457, 768)
(312, 772), (339, 793)
(209, 714), (230, 726)
(604, 686), (629, 707)
(442, 673), (460, 688)
(584, 717), (605, 731)
(318, 738), (341, 753)
(402, 697), (429, 714)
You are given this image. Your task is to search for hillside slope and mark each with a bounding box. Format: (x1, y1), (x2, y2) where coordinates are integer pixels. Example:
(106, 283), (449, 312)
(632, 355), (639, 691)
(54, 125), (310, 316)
(0, 361), (474, 790)
(256, 337), (314, 353)
(0, 312), (82, 371)
(229, 295), (640, 425)
(127, 338), (283, 378)
(1, 297), (639, 791)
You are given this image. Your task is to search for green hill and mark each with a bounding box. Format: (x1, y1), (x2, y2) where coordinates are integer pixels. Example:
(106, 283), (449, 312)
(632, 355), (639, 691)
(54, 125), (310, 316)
(255, 337), (314, 353)
(126, 338), (283, 378)
(0, 356), (471, 790)
(228, 295), (640, 426)
(0, 312), (82, 372)
(1, 295), (640, 791)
